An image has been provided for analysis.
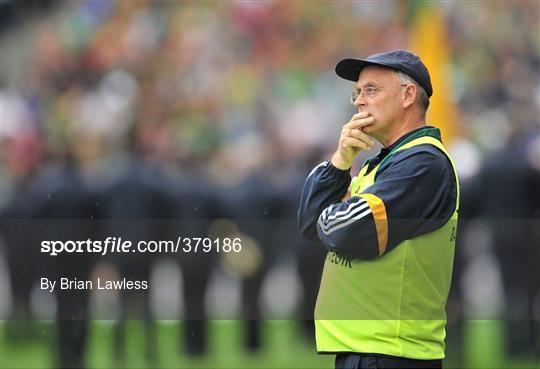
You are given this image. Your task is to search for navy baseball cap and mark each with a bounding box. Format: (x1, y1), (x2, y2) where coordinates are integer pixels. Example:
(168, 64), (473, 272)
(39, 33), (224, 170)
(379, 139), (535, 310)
(335, 49), (433, 97)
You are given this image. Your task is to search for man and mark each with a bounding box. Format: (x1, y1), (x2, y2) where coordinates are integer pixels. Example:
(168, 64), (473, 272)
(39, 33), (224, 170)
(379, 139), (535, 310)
(298, 49), (459, 369)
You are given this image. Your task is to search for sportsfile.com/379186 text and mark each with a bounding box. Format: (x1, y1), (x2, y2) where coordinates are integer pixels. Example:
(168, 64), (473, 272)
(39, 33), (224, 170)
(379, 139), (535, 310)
(40, 237), (243, 256)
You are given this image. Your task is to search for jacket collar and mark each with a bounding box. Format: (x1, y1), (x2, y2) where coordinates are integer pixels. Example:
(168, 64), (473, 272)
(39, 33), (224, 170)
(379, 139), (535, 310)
(365, 126), (442, 173)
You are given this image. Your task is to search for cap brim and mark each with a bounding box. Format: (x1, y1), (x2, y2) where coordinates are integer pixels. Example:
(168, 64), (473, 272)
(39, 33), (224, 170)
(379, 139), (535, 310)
(335, 58), (392, 82)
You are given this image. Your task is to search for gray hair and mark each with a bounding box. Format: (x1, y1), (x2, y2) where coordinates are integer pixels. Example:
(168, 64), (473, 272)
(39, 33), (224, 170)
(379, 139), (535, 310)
(394, 70), (430, 115)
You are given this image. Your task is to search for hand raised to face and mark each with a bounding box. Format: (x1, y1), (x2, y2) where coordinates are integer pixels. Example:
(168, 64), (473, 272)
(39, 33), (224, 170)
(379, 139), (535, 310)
(331, 112), (375, 170)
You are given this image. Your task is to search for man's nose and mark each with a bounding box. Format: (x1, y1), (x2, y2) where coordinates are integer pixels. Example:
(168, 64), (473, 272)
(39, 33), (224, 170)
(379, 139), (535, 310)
(353, 94), (367, 108)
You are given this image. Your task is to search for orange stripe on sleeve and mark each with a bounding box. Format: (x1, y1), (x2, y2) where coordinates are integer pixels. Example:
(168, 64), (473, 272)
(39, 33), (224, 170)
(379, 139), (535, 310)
(359, 193), (388, 256)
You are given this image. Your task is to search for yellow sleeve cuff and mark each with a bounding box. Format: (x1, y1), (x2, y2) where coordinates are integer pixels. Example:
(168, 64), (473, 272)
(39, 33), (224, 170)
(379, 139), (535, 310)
(359, 193), (388, 256)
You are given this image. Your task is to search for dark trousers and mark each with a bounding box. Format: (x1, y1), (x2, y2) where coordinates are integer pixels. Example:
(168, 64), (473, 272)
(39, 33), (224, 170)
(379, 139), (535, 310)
(335, 353), (443, 369)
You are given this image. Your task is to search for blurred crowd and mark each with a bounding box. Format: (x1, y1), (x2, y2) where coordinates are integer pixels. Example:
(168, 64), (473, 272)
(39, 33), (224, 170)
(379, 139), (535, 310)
(1, 1), (539, 368)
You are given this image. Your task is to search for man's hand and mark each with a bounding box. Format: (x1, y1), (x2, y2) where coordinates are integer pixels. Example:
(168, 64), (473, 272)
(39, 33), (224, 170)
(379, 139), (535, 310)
(331, 112), (375, 170)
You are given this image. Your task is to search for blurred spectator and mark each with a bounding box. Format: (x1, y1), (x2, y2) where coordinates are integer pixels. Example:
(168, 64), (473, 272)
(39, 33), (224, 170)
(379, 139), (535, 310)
(219, 167), (276, 351)
(2, 107), (46, 342)
(168, 167), (217, 356)
(96, 134), (171, 364)
(39, 153), (98, 369)
(464, 128), (540, 359)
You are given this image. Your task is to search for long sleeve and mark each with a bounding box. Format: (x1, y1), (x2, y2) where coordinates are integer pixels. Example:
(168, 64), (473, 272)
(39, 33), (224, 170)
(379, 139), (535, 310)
(297, 161), (351, 242)
(301, 145), (457, 259)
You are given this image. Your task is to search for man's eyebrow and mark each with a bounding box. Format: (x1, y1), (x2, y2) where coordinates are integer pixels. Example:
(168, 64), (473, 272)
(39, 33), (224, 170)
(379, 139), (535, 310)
(355, 81), (378, 89)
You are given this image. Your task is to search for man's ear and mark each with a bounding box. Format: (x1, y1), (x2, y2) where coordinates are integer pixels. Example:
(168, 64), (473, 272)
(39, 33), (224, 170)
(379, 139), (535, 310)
(402, 84), (417, 109)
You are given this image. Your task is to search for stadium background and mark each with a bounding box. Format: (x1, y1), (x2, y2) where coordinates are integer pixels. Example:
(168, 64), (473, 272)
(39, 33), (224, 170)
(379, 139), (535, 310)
(1, 1), (539, 368)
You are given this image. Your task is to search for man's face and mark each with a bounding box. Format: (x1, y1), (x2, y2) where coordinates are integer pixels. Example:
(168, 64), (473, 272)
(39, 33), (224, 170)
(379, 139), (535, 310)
(353, 65), (405, 139)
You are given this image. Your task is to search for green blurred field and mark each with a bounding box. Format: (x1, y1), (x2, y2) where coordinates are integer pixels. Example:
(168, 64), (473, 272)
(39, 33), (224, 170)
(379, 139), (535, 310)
(1, 320), (538, 369)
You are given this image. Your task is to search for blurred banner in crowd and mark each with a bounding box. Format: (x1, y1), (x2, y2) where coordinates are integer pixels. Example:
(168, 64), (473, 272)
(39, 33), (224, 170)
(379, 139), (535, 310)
(409, 1), (459, 143)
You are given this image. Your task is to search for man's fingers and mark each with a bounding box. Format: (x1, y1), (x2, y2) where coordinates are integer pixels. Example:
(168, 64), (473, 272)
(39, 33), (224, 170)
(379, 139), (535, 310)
(342, 136), (371, 151)
(350, 129), (375, 146)
(343, 115), (374, 132)
(342, 136), (372, 151)
(349, 116), (375, 129)
(351, 111), (370, 120)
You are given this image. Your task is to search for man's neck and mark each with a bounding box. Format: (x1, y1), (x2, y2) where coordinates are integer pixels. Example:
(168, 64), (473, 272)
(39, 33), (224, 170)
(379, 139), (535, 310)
(383, 125), (423, 147)
(380, 112), (426, 147)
